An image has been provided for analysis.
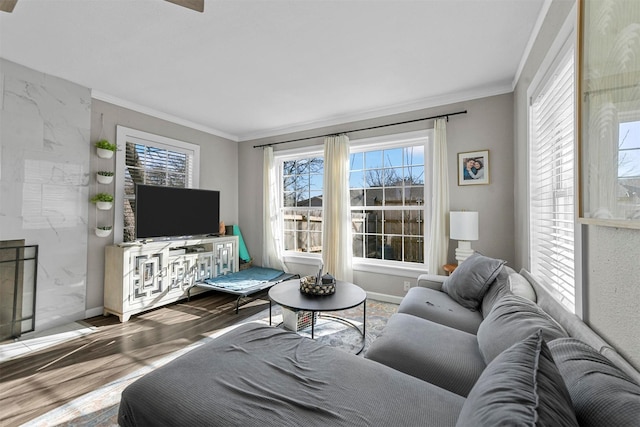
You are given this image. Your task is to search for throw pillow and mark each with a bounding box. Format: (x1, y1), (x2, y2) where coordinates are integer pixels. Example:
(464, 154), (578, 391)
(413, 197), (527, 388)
(441, 253), (506, 310)
(549, 338), (640, 427)
(476, 293), (567, 364)
(456, 330), (579, 427)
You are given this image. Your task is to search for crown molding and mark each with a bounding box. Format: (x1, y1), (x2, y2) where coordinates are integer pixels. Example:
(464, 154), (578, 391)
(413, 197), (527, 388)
(237, 82), (513, 142)
(91, 90), (238, 141)
(513, 0), (553, 89)
(93, 81), (514, 144)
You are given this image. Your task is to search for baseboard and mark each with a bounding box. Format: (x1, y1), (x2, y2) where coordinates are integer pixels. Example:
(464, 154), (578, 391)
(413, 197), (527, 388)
(83, 296), (400, 319)
(366, 292), (403, 305)
(85, 306), (104, 319)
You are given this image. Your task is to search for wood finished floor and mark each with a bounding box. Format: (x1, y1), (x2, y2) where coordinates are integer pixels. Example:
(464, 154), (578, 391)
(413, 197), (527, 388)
(0, 291), (271, 426)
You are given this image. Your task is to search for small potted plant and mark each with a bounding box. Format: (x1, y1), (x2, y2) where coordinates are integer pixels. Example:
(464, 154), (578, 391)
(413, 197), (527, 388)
(96, 171), (114, 184)
(95, 140), (118, 159)
(95, 226), (113, 237)
(90, 193), (114, 210)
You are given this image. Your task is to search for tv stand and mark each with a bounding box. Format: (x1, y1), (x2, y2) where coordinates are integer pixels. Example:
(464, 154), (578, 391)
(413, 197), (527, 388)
(103, 236), (239, 322)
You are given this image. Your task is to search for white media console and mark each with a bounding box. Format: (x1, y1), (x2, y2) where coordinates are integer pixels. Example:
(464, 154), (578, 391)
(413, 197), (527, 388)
(104, 236), (238, 322)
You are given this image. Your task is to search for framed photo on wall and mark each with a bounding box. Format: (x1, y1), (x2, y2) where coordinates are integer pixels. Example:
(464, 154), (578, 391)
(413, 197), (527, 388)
(458, 150), (489, 186)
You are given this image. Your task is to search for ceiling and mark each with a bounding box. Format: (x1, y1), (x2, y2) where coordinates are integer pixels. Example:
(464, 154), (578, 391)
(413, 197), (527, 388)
(0, 0), (546, 141)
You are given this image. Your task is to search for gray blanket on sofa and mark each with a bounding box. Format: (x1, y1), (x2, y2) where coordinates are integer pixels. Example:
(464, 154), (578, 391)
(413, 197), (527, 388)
(118, 322), (465, 426)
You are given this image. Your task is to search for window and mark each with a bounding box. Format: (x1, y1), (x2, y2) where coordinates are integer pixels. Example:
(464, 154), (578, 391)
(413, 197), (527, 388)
(350, 144), (426, 263)
(579, 0), (640, 226)
(529, 40), (576, 313)
(617, 119), (640, 217)
(276, 130), (430, 267)
(282, 155), (324, 253)
(115, 126), (200, 242)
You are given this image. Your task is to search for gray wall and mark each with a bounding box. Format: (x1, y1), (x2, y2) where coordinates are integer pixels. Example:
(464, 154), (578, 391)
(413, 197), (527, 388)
(239, 93), (515, 299)
(514, 0), (640, 369)
(86, 100), (238, 313)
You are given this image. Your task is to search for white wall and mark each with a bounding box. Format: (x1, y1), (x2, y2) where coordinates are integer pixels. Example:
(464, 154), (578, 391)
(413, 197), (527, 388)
(239, 93), (515, 298)
(0, 59), (91, 331)
(514, 0), (640, 369)
(86, 99), (238, 313)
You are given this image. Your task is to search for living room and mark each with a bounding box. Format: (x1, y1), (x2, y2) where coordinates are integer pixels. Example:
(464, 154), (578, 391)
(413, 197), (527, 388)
(0, 0), (638, 408)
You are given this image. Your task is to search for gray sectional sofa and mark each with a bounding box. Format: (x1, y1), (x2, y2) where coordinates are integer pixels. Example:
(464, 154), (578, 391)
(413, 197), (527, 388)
(119, 253), (640, 426)
(366, 253), (640, 425)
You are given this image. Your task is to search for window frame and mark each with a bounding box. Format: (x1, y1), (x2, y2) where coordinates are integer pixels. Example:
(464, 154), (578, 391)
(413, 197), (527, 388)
(349, 131), (432, 268)
(616, 115), (640, 213)
(527, 14), (581, 315)
(114, 126), (200, 243)
(275, 129), (432, 276)
(281, 152), (325, 255)
(578, 0), (640, 228)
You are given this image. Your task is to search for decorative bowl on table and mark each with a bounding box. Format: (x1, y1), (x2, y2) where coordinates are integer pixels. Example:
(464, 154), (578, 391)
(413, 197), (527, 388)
(300, 273), (336, 296)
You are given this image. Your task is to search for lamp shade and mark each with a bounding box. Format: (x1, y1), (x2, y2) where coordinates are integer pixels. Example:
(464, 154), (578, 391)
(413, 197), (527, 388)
(450, 211), (479, 241)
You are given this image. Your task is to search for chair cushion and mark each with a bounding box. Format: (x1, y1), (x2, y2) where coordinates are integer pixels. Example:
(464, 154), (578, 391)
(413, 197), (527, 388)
(549, 338), (640, 427)
(365, 313), (486, 397)
(442, 253), (506, 311)
(398, 287), (483, 334)
(476, 293), (567, 364)
(456, 330), (579, 427)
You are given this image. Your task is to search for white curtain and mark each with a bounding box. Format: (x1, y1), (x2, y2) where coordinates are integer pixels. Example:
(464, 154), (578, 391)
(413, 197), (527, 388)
(427, 118), (450, 275)
(322, 135), (353, 282)
(262, 146), (286, 271)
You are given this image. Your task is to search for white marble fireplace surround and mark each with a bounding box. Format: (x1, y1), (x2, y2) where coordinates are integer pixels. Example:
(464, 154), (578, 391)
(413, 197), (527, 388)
(0, 59), (91, 333)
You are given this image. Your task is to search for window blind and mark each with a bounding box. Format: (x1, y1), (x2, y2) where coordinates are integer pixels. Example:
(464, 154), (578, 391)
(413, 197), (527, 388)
(123, 139), (196, 241)
(529, 45), (576, 313)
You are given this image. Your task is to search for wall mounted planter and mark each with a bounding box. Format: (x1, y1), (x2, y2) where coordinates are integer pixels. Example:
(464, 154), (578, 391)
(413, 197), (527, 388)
(96, 173), (114, 184)
(95, 227), (112, 237)
(96, 147), (114, 159)
(96, 201), (113, 210)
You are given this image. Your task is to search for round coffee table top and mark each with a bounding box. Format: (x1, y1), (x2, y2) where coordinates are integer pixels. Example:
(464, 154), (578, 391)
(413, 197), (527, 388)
(269, 279), (366, 312)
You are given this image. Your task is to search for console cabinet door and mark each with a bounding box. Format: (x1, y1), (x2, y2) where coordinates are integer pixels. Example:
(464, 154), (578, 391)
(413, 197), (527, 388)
(196, 253), (215, 281)
(128, 250), (167, 308)
(168, 254), (198, 291)
(214, 240), (235, 276)
(104, 236), (239, 322)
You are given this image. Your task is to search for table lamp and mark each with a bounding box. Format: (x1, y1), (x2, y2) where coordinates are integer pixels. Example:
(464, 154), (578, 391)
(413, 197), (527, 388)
(450, 211), (479, 264)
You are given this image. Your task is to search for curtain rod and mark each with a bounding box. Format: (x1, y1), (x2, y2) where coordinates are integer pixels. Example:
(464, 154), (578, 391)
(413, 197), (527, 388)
(253, 110), (467, 148)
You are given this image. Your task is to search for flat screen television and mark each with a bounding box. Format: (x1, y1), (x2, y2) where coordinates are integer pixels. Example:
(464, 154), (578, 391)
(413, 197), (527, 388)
(135, 184), (220, 240)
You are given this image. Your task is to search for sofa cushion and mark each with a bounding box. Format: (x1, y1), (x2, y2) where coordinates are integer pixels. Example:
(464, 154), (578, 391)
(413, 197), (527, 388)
(509, 270), (537, 302)
(549, 338), (640, 427)
(456, 330), (579, 427)
(480, 267), (510, 318)
(365, 313), (486, 397)
(119, 322), (467, 427)
(442, 253), (506, 311)
(397, 287), (483, 334)
(476, 293), (567, 364)
(481, 267), (537, 319)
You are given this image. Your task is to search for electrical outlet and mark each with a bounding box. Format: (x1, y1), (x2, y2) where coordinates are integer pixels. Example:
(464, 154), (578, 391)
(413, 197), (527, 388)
(403, 281), (411, 291)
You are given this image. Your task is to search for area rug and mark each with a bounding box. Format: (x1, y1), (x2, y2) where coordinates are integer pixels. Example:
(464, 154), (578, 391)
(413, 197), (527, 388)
(23, 299), (397, 427)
